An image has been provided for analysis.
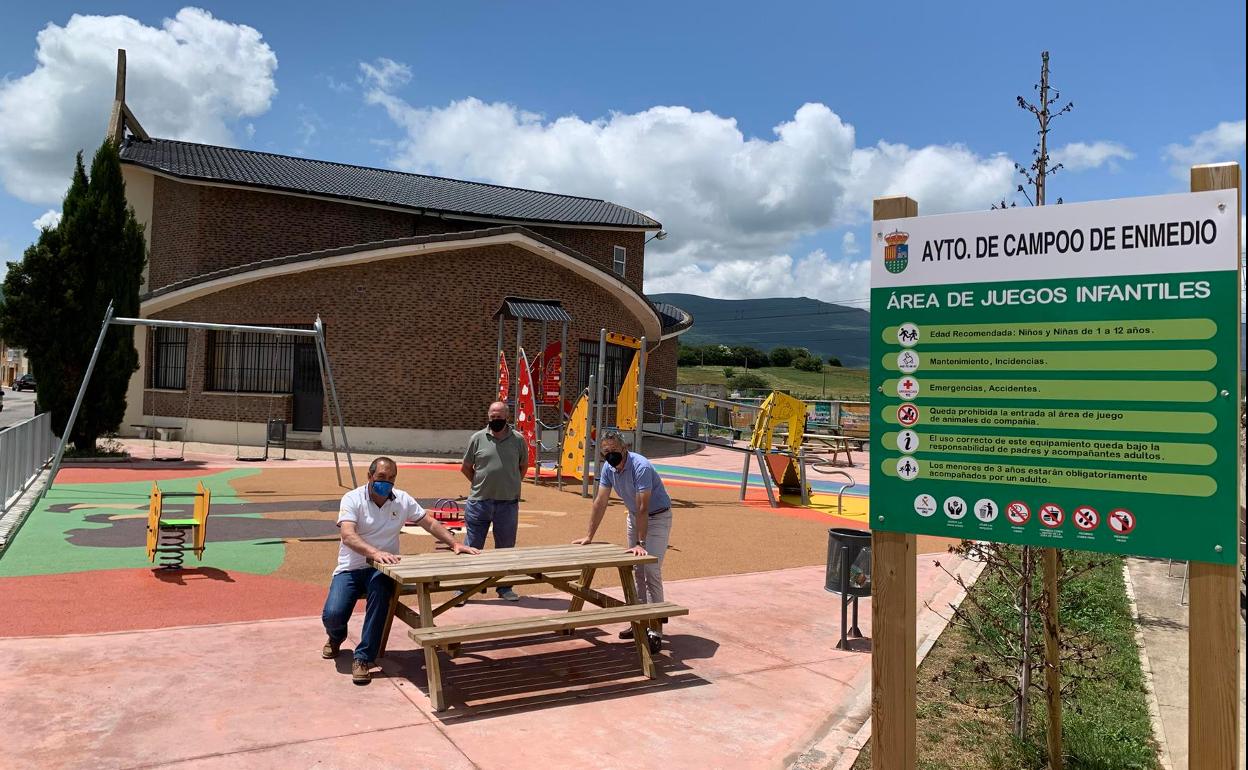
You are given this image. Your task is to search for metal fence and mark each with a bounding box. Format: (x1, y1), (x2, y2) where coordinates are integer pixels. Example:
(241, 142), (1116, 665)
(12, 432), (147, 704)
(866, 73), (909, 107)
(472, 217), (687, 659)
(1, 413), (56, 515)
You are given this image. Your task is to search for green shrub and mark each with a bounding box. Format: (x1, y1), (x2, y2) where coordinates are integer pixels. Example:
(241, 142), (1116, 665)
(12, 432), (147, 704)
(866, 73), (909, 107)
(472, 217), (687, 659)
(730, 372), (770, 390)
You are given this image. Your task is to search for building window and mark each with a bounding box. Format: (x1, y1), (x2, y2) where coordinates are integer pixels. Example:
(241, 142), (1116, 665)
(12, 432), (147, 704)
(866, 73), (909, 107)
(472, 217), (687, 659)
(613, 245), (627, 277)
(206, 326), (310, 393)
(150, 327), (187, 390)
(578, 340), (635, 404)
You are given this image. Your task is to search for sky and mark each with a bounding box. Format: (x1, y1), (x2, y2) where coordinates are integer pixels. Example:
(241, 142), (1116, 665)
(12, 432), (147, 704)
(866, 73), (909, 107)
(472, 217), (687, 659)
(0, 1), (1243, 311)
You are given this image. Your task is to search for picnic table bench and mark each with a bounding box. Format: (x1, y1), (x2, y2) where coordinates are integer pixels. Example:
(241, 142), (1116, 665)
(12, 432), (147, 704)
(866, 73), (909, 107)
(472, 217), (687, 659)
(374, 543), (688, 711)
(803, 433), (857, 466)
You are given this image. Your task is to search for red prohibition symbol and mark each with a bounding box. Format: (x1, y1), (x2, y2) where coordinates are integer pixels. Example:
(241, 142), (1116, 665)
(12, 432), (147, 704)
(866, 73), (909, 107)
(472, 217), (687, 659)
(1006, 501), (1031, 525)
(1108, 508), (1136, 535)
(897, 403), (920, 427)
(1038, 503), (1065, 528)
(1073, 505), (1100, 531)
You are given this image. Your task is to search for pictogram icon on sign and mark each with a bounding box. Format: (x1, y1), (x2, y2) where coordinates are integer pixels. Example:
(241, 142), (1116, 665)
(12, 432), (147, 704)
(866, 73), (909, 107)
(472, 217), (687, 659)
(1006, 501), (1030, 525)
(897, 350), (920, 374)
(944, 496), (967, 520)
(974, 498), (999, 522)
(1039, 503), (1064, 528)
(897, 376), (920, 400)
(897, 404), (920, 426)
(897, 322), (920, 348)
(1073, 505), (1100, 531)
(914, 494), (937, 517)
(897, 429), (919, 453)
(896, 456), (920, 481)
(1108, 508), (1136, 535)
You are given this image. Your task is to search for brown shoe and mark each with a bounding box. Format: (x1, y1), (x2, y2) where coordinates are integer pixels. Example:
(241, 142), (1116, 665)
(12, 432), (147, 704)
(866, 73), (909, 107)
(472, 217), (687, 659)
(352, 659), (372, 685)
(322, 638), (342, 659)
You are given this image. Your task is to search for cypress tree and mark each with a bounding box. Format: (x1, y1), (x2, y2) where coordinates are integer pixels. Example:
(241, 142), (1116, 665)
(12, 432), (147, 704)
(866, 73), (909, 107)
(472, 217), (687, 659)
(0, 140), (146, 450)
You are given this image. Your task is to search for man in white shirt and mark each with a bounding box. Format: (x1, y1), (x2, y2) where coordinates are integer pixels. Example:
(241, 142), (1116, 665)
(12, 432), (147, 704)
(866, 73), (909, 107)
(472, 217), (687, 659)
(321, 456), (478, 684)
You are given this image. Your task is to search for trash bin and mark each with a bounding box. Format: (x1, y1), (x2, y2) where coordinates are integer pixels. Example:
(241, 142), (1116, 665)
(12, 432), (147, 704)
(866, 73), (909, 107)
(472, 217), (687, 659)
(682, 421), (701, 440)
(825, 527), (872, 597)
(825, 527), (871, 650)
(266, 418), (286, 445)
(265, 418), (288, 460)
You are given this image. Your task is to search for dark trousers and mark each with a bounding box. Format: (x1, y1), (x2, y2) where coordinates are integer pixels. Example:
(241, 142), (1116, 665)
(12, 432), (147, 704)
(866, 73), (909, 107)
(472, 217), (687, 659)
(465, 498), (519, 593)
(321, 567), (394, 662)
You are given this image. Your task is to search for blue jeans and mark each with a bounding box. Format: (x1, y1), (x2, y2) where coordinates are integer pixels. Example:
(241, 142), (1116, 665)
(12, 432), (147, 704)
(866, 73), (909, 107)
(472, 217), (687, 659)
(322, 567), (395, 663)
(465, 498), (519, 593)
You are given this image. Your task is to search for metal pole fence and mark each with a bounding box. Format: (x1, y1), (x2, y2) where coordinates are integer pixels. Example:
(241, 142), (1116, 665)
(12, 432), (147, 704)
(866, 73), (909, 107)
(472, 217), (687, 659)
(1, 413), (57, 515)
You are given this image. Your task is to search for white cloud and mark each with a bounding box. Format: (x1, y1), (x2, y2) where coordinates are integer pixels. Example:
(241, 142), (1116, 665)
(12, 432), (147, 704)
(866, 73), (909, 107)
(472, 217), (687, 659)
(0, 8), (278, 205)
(1051, 141), (1134, 172)
(358, 62), (1016, 297)
(1164, 120), (1246, 179)
(359, 58), (411, 92)
(841, 231), (860, 255)
(32, 209), (61, 231)
(646, 250), (871, 306)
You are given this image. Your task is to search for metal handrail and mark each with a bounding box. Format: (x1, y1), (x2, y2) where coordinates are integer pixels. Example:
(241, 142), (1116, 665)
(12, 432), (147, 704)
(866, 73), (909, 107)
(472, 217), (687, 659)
(1, 412), (56, 515)
(808, 465), (856, 517)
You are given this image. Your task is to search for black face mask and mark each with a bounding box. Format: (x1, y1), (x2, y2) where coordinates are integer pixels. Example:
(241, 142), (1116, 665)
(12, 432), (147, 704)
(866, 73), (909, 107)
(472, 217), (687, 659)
(488, 418), (508, 432)
(604, 451), (624, 468)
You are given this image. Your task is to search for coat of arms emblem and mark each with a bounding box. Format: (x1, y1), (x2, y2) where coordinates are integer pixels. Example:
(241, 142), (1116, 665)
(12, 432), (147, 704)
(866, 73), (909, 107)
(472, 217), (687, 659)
(884, 230), (909, 274)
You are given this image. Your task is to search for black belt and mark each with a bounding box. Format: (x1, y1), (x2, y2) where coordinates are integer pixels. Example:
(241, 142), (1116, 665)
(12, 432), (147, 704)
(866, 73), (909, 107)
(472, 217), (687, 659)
(647, 508), (671, 517)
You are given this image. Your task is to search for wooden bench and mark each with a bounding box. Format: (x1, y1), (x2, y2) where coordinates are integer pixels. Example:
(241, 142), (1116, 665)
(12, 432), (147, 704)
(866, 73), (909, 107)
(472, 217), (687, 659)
(408, 602), (688, 711)
(130, 423), (182, 441)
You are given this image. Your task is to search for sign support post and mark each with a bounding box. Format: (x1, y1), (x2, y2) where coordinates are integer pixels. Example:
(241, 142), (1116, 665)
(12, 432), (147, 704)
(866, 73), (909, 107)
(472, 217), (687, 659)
(870, 195), (918, 768)
(1187, 161), (1240, 770)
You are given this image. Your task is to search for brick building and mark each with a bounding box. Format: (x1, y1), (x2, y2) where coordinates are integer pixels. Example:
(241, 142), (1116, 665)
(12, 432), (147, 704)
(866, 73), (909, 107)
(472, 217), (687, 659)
(111, 70), (691, 453)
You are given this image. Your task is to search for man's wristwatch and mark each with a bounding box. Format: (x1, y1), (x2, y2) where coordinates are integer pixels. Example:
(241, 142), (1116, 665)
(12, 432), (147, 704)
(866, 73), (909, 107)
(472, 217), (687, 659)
(637, 540), (645, 546)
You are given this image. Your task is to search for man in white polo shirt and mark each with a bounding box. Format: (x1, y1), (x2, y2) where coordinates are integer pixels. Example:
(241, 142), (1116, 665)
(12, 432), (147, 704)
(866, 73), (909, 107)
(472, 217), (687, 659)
(321, 456), (478, 685)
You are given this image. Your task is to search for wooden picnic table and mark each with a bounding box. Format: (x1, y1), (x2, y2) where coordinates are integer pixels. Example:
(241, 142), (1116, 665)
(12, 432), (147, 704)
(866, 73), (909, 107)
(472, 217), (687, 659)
(373, 543), (687, 710)
(803, 433), (856, 466)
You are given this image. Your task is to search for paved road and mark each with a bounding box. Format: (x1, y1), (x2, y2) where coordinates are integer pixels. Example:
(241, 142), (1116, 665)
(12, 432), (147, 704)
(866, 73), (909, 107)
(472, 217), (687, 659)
(0, 389), (37, 430)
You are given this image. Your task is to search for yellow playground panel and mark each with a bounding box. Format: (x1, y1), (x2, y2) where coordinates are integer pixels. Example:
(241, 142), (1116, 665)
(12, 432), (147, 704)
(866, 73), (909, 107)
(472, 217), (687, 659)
(560, 331), (643, 481)
(560, 393), (590, 481)
(145, 481), (212, 570)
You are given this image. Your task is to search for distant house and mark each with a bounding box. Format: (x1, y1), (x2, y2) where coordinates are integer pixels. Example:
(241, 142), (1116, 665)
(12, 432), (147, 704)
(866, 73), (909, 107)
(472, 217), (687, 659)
(108, 53), (691, 451)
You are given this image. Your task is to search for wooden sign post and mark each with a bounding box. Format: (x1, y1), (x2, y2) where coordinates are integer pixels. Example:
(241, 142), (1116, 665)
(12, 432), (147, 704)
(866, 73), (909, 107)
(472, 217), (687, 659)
(870, 195), (918, 768)
(1187, 161), (1241, 770)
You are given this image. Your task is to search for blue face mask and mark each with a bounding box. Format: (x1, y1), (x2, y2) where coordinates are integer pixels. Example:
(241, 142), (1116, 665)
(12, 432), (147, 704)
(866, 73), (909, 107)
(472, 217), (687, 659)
(370, 480), (394, 498)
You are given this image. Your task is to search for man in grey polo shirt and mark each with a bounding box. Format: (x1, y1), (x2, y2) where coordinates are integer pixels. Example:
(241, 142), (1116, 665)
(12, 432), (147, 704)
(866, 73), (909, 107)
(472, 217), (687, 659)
(459, 400), (528, 601)
(573, 430), (673, 653)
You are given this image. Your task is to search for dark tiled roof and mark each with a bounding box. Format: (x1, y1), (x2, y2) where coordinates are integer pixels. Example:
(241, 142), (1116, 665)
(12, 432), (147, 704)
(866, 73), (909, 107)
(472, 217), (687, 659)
(493, 298), (573, 323)
(650, 301), (693, 336)
(120, 137), (661, 229)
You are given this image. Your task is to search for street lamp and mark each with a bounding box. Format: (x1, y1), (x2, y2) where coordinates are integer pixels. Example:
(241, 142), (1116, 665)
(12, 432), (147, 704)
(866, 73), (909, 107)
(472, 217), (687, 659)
(645, 230), (668, 245)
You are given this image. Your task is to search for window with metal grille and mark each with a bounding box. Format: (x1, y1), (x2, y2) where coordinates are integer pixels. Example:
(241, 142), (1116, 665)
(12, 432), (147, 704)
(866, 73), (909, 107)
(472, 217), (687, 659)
(613, 245), (627, 276)
(149, 327), (187, 390)
(206, 326), (312, 393)
(577, 340), (635, 404)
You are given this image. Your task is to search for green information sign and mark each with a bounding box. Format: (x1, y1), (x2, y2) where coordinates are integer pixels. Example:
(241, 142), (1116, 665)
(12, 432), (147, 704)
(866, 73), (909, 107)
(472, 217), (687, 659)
(870, 190), (1242, 563)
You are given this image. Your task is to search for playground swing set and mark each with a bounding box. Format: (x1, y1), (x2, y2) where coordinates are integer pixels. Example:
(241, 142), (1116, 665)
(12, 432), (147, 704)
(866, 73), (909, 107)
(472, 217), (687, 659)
(42, 302), (359, 574)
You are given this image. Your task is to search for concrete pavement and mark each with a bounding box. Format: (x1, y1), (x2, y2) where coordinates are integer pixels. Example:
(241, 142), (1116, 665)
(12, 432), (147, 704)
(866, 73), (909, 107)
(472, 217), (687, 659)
(1125, 556), (1246, 770)
(0, 559), (978, 769)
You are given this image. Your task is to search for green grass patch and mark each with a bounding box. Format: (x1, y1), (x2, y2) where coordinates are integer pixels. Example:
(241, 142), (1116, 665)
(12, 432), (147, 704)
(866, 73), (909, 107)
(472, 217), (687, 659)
(852, 552), (1160, 769)
(676, 365), (869, 401)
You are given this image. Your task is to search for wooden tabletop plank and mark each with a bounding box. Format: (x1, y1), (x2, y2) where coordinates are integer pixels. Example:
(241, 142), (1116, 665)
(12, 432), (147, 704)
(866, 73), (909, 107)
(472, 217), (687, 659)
(380, 544), (617, 572)
(374, 543), (654, 584)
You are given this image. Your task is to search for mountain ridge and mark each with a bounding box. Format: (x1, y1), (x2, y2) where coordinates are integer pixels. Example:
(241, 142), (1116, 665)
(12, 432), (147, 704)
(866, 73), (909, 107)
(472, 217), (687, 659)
(652, 293), (870, 367)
